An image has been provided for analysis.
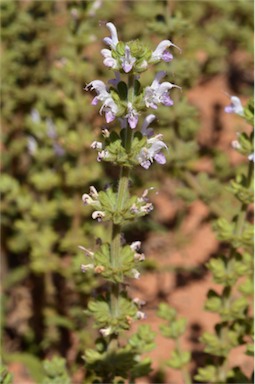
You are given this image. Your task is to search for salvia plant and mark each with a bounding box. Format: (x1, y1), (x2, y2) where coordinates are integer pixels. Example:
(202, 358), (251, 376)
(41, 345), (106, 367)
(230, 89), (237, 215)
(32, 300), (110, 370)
(194, 97), (254, 383)
(157, 97), (254, 384)
(1, 1), (254, 383)
(81, 21), (181, 383)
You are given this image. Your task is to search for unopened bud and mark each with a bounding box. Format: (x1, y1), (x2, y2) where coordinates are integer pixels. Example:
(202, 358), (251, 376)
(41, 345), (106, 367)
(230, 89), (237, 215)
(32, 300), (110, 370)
(92, 211), (105, 221)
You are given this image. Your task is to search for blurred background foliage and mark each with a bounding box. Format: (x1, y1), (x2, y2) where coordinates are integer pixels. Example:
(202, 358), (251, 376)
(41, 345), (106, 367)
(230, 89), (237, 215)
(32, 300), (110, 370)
(1, 0), (253, 382)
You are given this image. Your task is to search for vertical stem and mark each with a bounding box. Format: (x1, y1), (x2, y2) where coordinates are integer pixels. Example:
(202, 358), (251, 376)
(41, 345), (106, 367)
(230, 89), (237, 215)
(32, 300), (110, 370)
(234, 160), (253, 237)
(176, 340), (192, 384)
(217, 159), (253, 381)
(108, 74), (135, 349)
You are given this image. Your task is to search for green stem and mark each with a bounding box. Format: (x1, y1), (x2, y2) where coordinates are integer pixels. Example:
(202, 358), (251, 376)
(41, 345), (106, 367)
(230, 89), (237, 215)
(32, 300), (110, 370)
(217, 159), (253, 381)
(176, 340), (192, 384)
(108, 74), (135, 348)
(234, 160), (253, 237)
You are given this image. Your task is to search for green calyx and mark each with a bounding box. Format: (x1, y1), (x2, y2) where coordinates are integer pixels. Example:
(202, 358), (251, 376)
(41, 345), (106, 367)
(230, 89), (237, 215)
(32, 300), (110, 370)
(89, 243), (142, 283)
(101, 130), (147, 168)
(90, 186), (152, 224)
(112, 40), (152, 73)
(87, 292), (137, 333)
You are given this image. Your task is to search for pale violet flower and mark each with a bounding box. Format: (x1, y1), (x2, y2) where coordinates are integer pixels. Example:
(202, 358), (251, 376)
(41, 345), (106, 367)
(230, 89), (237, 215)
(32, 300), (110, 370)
(144, 71), (181, 109)
(150, 40), (181, 63)
(103, 22), (119, 49)
(101, 48), (118, 69)
(101, 22), (119, 70)
(137, 134), (167, 169)
(121, 45), (136, 73)
(125, 102), (139, 129)
(141, 114), (156, 137)
(85, 80), (118, 123)
(225, 96), (244, 116)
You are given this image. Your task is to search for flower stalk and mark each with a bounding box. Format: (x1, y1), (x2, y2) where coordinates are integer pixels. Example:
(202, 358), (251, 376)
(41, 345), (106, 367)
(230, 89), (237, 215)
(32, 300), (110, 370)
(83, 22), (181, 382)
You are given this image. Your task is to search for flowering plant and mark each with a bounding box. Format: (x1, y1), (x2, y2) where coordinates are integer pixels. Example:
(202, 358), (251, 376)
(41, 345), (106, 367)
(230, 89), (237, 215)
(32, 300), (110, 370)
(82, 22), (181, 382)
(194, 96), (254, 383)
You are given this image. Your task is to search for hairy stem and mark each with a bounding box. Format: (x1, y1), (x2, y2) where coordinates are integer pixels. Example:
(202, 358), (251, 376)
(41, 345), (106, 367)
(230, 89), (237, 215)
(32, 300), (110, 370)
(109, 74), (135, 349)
(217, 159), (253, 381)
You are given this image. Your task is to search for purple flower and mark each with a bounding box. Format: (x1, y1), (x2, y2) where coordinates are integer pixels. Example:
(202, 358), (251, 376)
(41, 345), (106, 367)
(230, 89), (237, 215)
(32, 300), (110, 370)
(103, 22), (119, 49)
(85, 80), (118, 123)
(162, 51), (173, 62)
(101, 48), (118, 69)
(150, 40), (181, 63)
(125, 102), (139, 129)
(144, 71), (181, 109)
(121, 45), (136, 73)
(137, 134), (167, 169)
(141, 114), (156, 137)
(225, 96), (244, 116)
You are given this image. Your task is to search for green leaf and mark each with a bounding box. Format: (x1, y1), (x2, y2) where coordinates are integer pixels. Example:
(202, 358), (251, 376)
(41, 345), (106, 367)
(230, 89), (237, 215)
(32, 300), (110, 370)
(0, 366), (13, 384)
(194, 365), (219, 382)
(42, 356), (71, 384)
(117, 81), (128, 100)
(128, 325), (156, 353)
(157, 303), (176, 321)
(167, 349), (191, 369)
(160, 317), (187, 339)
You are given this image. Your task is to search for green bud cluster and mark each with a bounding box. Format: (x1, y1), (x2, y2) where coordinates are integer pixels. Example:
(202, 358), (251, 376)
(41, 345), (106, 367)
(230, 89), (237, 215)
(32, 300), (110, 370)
(101, 130), (147, 168)
(113, 41), (152, 73)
